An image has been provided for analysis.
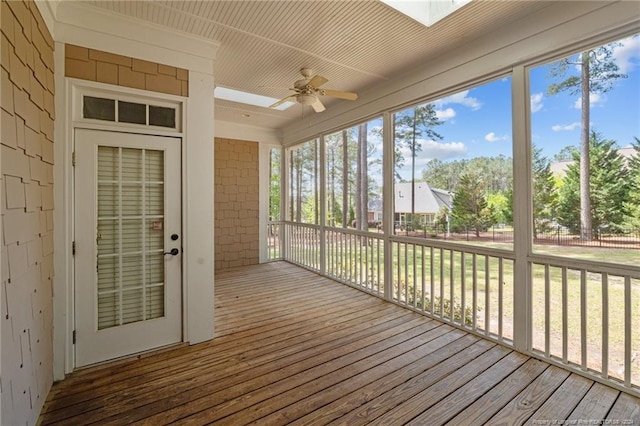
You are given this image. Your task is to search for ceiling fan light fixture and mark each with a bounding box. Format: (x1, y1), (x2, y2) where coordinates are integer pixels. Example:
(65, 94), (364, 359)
(296, 93), (317, 105)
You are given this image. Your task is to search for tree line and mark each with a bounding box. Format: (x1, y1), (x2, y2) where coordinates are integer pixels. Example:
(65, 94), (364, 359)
(430, 134), (640, 238)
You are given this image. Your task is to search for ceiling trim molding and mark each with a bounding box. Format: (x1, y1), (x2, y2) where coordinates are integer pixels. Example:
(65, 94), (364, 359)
(215, 120), (281, 145)
(47, 1), (219, 75)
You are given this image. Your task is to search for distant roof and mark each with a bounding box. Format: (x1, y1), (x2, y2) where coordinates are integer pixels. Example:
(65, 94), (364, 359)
(394, 182), (452, 214)
(550, 146), (637, 176)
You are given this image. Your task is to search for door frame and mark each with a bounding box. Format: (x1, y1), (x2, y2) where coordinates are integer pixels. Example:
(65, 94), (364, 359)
(53, 76), (215, 376)
(74, 129), (183, 366)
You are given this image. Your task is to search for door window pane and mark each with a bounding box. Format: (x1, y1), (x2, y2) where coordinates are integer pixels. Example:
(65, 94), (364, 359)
(96, 146), (167, 329)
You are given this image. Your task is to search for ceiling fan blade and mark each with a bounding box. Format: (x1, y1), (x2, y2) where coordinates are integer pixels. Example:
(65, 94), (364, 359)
(311, 98), (326, 113)
(269, 95), (296, 109)
(307, 75), (328, 88)
(321, 89), (358, 101)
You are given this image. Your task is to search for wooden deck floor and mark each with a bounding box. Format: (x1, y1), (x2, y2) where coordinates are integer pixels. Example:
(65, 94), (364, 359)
(41, 262), (640, 425)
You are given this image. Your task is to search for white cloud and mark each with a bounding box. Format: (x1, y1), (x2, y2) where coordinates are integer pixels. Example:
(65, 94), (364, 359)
(573, 93), (604, 109)
(530, 93), (544, 113)
(435, 107), (456, 121)
(552, 122), (580, 132)
(398, 140), (467, 163)
(436, 90), (481, 110)
(485, 132), (508, 142)
(612, 35), (640, 74)
(396, 140), (468, 180)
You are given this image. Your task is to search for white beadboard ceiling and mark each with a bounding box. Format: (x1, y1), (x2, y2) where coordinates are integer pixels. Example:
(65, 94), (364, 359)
(82, 0), (552, 131)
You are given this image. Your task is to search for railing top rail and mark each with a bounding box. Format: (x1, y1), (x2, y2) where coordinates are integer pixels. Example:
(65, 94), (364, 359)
(529, 253), (640, 278)
(284, 221), (321, 231)
(325, 226), (385, 239)
(390, 234), (516, 259)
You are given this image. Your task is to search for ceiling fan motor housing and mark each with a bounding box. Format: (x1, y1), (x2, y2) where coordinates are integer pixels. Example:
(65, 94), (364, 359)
(296, 93), (317, 105)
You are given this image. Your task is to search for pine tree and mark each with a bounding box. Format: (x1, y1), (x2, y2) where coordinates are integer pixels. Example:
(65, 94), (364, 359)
(556, 132), (630, 234)
(532, 145), (558, 238)
(547, 44), (627, 240)
(450, 174), (495, 237)
(623, 137), (640, 228)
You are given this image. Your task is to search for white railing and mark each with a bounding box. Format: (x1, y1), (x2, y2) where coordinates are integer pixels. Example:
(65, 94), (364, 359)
(284, 222), (321, 272)
(529, 254), (639, 393)
(325, 227), (384, 297)
(279, 221), (639, 396)
(266, 221), (282, 261)
(391, 236), (514, 345)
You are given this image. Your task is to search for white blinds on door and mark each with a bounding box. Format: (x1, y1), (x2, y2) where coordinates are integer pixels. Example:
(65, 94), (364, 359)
(96, 146), (165, 329)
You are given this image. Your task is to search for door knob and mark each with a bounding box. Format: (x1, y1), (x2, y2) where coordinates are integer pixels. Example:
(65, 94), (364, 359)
(164, 248), (180, 256)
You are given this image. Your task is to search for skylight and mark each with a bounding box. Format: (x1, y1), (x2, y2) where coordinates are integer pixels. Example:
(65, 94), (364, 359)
(214, 86), (294, 111)
(381, 0), (471, 27)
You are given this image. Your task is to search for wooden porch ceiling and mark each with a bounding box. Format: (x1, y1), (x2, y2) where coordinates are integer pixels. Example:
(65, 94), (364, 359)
(41, 262), (640, 425)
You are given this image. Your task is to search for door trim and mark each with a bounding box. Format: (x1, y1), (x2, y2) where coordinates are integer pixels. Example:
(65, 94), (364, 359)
(54, 77), (215, 376)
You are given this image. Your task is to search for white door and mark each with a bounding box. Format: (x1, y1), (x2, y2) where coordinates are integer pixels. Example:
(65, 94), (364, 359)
(74, 129), (182, 367)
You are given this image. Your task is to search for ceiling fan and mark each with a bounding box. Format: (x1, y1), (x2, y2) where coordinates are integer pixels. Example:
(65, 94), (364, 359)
(269, 68), (358, 113)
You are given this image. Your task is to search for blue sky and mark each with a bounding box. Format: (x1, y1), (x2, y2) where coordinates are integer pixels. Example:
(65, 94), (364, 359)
(392, 34), (640, 181)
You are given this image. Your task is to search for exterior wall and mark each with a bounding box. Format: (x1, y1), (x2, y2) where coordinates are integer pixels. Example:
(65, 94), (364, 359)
(64, 44), (189, 97)
(1, 0), (55, 424)
(214, 138), (259, 270)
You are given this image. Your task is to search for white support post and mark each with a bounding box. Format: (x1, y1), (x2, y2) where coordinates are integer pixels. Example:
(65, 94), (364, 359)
(281, 146), (289, 260)
(382, 112), (395, 301)
(319, 135), (326, 275)
(512, 65), (533, 353)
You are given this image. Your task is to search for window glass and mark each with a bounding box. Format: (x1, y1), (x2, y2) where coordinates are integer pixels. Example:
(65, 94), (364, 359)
(149, 105), (176, 128)
(324, 117), (383, 231)
(529, 34), (640, 267)
(393, 78), (513, 249)
(288, 139), (319, 224)
(84, 96), (115, 121)
(118, 101), (146, 125)
(269, 147), (281, 221)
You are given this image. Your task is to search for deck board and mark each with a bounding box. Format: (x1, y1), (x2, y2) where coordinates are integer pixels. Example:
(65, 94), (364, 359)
(40, 262), (640, 425)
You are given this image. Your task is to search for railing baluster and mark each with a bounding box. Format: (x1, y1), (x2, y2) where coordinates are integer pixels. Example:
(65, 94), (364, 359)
(430, 246), (435, 314)
(421, 245), (426, 313)
(624, 275), (631, 387)
(461, 251), (466, 328)
(581, 269), (587, 370)
(485, 256), (490, 336)
(377, 238), (381, 294)
(439, 248), (444, 318)
(562, 266), (568, 363)
(404, 243), (408, 305)
(472, 253), (477, 332)
(413, 244), (417, 309)
(450, 250), (455, 322)
(602, 273), (609, 380)
(498, 257), (504, 340)
(544, 263), (550, 357)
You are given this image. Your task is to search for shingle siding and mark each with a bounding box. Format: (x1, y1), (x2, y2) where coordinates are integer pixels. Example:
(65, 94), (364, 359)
(214, 138), (260, 270)
(1, 0), (55, 424)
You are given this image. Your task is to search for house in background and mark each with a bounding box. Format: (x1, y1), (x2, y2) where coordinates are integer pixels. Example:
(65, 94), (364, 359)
(1, 0), (638, 424)
(394, 182), (452, 228)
